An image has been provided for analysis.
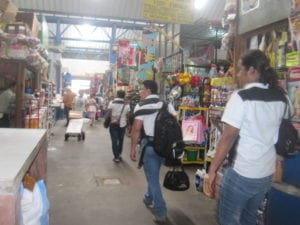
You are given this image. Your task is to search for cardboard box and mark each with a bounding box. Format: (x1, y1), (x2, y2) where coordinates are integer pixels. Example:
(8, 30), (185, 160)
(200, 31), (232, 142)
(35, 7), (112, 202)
(16, 12), (40, 37)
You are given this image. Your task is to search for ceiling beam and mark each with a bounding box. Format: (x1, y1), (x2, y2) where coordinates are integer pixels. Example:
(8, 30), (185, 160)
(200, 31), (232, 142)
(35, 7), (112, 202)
(49, 37), (110, 43)
(19, 8), (152, 30)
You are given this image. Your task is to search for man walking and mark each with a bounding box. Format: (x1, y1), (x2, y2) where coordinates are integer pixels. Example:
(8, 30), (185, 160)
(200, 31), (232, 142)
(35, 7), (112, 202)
(63, 87), (75, 127)
(107, 90), (130, 162)
(130, 80), (176, 223)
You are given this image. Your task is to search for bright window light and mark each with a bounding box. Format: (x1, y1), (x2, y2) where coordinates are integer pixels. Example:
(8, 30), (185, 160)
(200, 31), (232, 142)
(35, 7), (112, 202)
(81, 24), (94, 40)
(195, 0), (207, 10)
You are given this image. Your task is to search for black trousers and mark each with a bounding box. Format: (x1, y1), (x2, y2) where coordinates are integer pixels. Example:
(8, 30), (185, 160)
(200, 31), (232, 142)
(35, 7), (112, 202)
(64, 107), (71, 126)
(109, 125), (126, 159)
(0, 114), (10, 128)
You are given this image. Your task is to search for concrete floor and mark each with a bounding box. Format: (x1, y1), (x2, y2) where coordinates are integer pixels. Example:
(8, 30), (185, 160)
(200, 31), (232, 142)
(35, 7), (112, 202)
(47, 120), (217, 225)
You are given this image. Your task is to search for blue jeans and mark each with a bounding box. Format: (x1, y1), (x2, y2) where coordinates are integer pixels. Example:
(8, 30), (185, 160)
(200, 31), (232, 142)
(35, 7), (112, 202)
(218, 167), (272, 225)
(142, 141), (167, 217)
(109, 126), (125, 159)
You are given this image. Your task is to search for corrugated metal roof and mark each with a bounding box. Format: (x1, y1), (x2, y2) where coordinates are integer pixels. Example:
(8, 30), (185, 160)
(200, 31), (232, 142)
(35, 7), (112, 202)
(194, 0), (225, 25)
(13, 0), (145, 21)
(12, 0), (225, 24)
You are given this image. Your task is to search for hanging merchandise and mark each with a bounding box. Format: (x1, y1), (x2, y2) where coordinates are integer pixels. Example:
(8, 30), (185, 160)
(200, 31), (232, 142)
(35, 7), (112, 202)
(277, 32), (288, 68)
(259, 35), (267, 52)
(178, 72), (191, 85)
(202, 77), (211, 107)
(136, 62), (154, 83)
(208, 64), (218, 78)
(265, 31), (278, 68)
(191, 75), (202, 88)
(290, 1), (300, 50)
(249, 35), (259, 50)
(117, 67), (130, 86)
(166, 73), (178, 86)
(117, 39), (130, 67)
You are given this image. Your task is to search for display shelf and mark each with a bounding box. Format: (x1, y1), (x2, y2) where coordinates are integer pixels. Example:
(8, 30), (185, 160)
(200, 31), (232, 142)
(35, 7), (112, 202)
(179, 106), (209, 111)
(184, 146), (206, 151)
(181, 158), (205, 165)
(179, 106), (209, 167)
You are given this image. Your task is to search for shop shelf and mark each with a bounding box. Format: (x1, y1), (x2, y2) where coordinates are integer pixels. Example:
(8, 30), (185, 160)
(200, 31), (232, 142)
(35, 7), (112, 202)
(181, 157), (205, 165)
(179, 106), (209, 111)
(184, 146), (206, 151)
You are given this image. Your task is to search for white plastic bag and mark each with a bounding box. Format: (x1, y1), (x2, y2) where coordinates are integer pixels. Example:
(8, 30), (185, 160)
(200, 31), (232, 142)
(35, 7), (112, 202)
(20, 180), (49, 225)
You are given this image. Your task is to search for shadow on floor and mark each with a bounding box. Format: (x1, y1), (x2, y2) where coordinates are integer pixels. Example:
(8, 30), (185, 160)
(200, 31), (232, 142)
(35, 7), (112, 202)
(168, 208), (198, 225)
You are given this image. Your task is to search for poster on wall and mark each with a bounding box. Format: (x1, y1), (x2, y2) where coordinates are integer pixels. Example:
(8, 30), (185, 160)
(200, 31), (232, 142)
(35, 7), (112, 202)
(241, 0), (259, 15)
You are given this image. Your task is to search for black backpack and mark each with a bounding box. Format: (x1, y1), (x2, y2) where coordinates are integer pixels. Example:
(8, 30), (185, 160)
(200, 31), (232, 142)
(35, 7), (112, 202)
(153, 102), (183, 160)
(275, 103), (298, 157)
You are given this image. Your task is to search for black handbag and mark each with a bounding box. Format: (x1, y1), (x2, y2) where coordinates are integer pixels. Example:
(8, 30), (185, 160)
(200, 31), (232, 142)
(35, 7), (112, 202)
(104, 116), (111, 128)
(275, 102), (298, 157)
(163, 166), (190, 191)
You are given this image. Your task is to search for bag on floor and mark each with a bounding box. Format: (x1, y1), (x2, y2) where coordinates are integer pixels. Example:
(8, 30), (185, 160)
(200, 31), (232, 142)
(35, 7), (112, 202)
(163, 166), (190, 191)
(20, 180), (49, 225)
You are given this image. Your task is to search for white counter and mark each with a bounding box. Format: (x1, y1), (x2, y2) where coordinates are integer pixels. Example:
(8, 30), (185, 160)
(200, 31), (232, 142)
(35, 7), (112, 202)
(0, 129), (47, 195)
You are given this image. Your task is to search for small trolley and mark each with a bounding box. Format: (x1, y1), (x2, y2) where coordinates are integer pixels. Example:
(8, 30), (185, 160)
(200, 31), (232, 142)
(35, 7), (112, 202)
(64, 111), (89, 141)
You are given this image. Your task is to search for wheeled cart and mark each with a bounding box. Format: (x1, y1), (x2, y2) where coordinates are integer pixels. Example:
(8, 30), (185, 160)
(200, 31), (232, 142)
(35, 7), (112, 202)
(64, 118), (86, 141)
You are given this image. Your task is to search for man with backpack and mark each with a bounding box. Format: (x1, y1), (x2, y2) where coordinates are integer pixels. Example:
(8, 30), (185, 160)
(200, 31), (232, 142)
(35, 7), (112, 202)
(130, 80), (177, 223)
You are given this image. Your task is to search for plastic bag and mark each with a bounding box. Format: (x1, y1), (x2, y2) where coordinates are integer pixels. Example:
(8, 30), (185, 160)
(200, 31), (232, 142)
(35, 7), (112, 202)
(20, 180), (49, 225)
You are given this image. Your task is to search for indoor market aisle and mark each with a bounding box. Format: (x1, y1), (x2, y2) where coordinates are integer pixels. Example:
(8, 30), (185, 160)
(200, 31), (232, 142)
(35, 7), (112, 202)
(47, 120), (217, 225)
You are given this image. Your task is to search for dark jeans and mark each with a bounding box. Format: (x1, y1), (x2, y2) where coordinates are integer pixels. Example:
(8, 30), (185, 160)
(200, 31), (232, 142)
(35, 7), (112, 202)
(109, 125), (125, 159)
(0, 114), (10, 127)
(64, 107), (71, 126)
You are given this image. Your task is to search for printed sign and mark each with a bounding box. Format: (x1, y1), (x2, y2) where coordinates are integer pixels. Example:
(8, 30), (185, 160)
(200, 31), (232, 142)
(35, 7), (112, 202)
(143, 0), (195, 24)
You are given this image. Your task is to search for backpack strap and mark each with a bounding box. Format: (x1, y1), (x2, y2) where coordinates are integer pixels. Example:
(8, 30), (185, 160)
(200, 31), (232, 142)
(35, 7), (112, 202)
(139, 98), (160, 106)
(112, 100), (124, 104)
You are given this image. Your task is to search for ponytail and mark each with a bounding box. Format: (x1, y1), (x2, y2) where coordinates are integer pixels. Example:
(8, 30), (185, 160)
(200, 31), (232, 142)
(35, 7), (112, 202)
(241, 50), (283, 92)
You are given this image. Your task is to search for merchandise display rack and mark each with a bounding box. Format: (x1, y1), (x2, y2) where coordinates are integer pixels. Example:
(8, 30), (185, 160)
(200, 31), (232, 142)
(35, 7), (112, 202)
(178, 106), (209, 168)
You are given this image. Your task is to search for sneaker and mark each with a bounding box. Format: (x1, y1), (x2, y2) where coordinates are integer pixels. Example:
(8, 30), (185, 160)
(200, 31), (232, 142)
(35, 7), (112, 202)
(118, 156), (123, 161)
(113, 158), (120, 163)
(153, 215), (167, 223)
(143, 198), (154, 209)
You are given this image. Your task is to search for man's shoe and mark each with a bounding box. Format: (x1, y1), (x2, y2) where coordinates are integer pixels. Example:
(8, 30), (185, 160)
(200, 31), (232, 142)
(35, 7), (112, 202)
(113, 158), (120, 163)
(153, 215), (167, 223)
(143, 198), (154, 208)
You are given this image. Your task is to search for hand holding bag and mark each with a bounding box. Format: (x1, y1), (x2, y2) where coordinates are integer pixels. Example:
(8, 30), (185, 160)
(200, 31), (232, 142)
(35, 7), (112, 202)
(163, 166), (190, 191)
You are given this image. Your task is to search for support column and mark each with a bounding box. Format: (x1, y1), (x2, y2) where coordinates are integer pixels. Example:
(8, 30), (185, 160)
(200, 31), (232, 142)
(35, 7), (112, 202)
(109, 24), (117, 64)
(55, 20), (61, 46)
